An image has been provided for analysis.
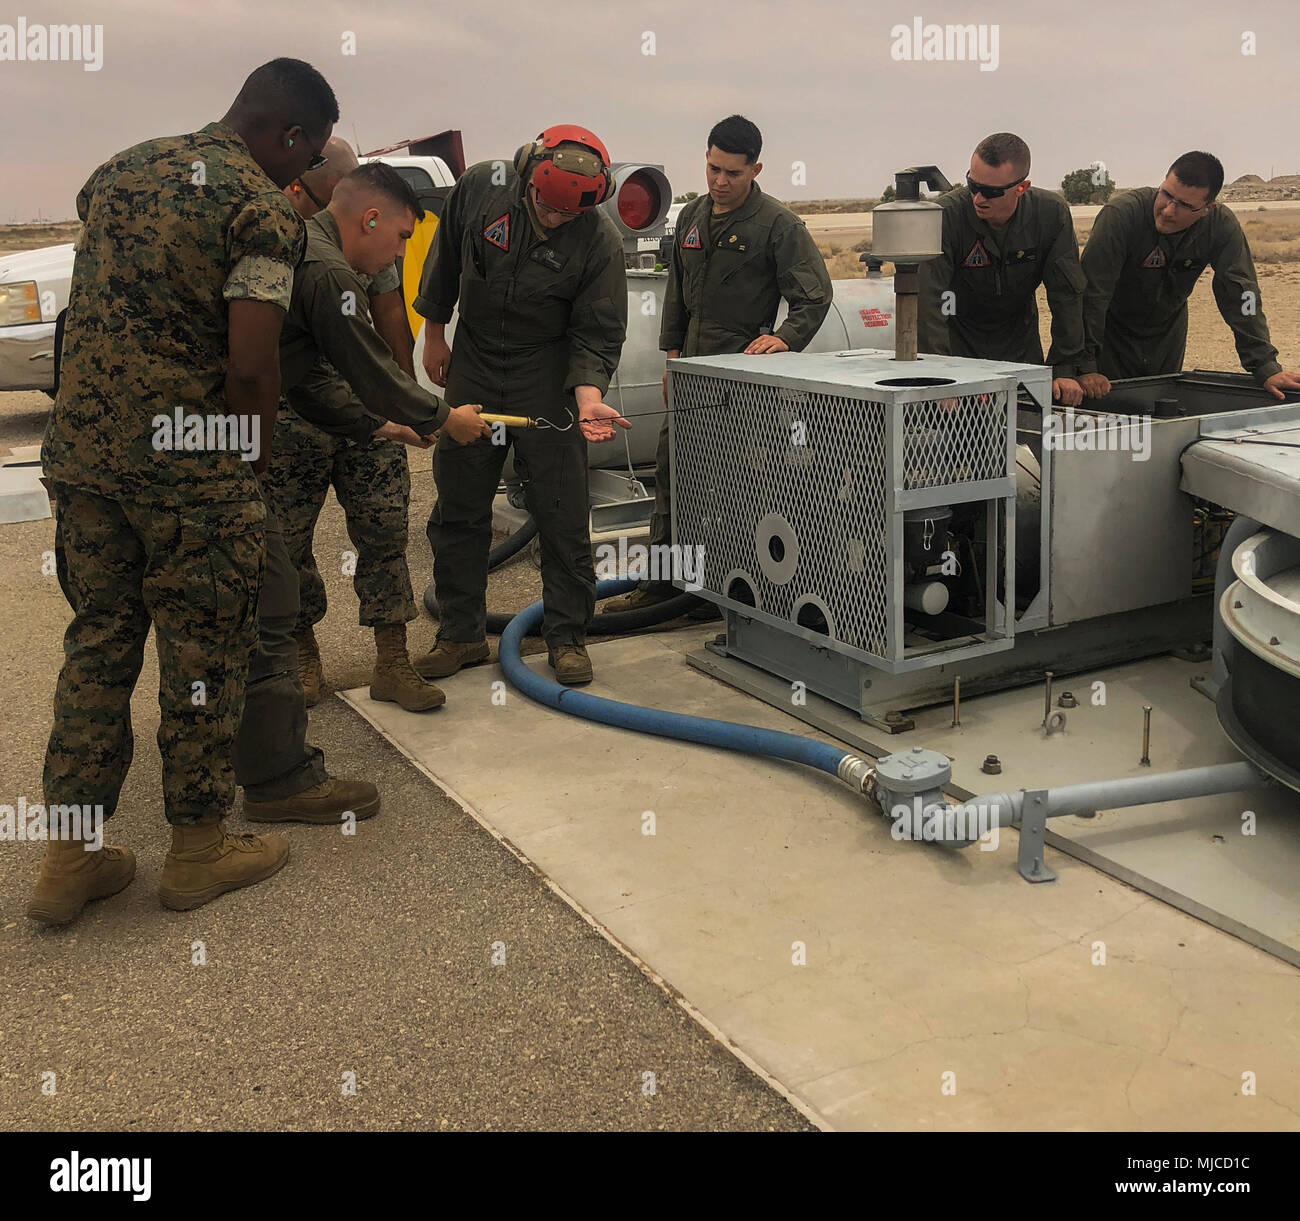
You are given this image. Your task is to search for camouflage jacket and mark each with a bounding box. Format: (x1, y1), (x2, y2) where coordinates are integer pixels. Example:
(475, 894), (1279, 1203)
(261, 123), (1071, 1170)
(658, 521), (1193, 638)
(42, 120), (305, 506)
(660, 183), (832, 357)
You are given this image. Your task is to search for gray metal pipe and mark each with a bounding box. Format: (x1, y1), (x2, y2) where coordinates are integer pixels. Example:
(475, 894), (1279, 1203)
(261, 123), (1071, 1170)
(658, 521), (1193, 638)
(941, 759), (1266, 840)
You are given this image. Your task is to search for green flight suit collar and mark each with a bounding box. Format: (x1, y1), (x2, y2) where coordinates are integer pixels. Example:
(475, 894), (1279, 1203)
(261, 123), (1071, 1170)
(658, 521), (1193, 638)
(704, 181), (766, 238)
(959, 184), (1037, 252)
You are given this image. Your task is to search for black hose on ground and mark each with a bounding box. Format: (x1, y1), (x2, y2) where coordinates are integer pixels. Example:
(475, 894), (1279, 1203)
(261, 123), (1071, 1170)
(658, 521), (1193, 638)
(488, 516), (538, 570)
(423, 513), (703, 636)
(424, 578), (702, 637)
(486, 592), (700, 637)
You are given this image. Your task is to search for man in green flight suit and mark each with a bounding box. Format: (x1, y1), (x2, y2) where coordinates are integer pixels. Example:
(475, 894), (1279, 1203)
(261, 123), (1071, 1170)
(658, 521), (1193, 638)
(32, 59), (340, 923)
(277, 163), (492, 704)
(604, 114), (833, 615)
(414, 125), (630, 686)
(917, 132), (1087, 407)
(1078, 150), (1300, 401)
(267, 140), (447, 713)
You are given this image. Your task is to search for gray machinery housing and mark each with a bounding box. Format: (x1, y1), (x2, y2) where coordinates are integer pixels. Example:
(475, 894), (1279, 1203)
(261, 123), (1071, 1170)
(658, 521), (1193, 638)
(670, 357), (1300, 734)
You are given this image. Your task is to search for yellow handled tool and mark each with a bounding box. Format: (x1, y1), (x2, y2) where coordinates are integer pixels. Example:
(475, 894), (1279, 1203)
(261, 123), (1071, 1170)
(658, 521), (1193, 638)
(479, 412), (538, 430)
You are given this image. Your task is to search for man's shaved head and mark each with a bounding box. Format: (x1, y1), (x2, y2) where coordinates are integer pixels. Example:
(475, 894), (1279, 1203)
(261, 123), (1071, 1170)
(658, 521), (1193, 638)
(300, 136), (359, 201)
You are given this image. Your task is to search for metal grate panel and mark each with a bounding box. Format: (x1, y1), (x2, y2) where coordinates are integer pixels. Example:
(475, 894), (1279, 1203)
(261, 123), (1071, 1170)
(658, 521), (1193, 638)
(671, 368), (1015, 665)
(674, 373), (893, 655)
(902, 393), (1007, 488)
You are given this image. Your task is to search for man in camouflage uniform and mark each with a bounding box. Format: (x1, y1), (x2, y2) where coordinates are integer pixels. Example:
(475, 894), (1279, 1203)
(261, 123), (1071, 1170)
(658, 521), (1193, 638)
(415, 126), (630, 685)
(31, 60), (341, 924)
(917, 132), (1087, 406)
(278, 163), (492, 695)
(603, 114), (833, 615)
(1079, 150), (1300, 400)
(265, 141), (443, 712)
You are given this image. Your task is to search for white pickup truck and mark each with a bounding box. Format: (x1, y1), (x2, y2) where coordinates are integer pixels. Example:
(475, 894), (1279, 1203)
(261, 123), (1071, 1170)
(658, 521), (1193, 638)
(0, 241), (73, 392)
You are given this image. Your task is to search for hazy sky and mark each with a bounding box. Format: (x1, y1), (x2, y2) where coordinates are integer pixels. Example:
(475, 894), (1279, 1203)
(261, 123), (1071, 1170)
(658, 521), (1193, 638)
(2, 0), (1297, 219)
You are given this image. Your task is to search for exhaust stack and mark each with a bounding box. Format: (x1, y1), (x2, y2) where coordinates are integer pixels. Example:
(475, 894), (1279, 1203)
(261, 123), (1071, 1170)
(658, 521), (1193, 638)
(869, 166), (951, 360)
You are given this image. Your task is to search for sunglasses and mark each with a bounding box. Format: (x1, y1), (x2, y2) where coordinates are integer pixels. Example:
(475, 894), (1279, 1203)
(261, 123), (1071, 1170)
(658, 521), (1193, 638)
(966, 172), (1026, 200)
(296, 176), (328, 210)
(289, 124), (328, 172)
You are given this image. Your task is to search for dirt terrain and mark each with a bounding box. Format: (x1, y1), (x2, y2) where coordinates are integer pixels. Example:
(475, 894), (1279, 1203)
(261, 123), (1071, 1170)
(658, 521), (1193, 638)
(5, 207), (1299, 375)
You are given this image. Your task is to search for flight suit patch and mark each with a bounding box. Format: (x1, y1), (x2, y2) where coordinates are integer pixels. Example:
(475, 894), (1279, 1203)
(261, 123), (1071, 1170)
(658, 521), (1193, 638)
(963, 240), (991, 268)
(1013, 247), (1037, 261)
(1140, 246), (1166, 269)
(681, 223), (701, 250)
(529, 246), (567, 272)
(484, 214), (510, 252)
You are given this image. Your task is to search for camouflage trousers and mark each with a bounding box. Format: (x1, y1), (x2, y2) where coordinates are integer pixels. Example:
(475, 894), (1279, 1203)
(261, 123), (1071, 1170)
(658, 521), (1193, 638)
(262, 408), (417, 632)
(43, 484), (265, 826)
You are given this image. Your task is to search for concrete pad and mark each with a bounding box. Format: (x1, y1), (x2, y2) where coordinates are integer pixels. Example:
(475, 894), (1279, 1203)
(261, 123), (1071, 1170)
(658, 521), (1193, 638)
(340, 630), (1300, 1131)
(884, 657), (1300, 965)
(0, 463), (49, 523)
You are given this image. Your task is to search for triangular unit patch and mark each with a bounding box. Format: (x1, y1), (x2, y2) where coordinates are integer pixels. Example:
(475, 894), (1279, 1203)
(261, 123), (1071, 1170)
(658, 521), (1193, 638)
(681, 223), (702, 250)
(484, 214), (510, 251)
(1140, 245), (1166, 269)
(962, 240), (991, 268)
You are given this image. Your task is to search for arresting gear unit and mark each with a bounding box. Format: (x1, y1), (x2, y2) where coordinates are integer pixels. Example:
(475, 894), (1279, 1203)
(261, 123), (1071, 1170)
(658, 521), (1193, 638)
(661, 166), (1300, 879)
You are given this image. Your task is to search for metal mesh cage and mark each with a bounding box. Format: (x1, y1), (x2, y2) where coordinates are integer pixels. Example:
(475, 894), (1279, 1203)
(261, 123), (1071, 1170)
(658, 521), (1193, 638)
(672, 370), (1012, 662)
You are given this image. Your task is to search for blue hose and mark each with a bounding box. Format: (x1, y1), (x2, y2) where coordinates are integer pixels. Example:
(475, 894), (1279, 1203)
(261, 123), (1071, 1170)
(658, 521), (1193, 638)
(498, 580), (853, 780)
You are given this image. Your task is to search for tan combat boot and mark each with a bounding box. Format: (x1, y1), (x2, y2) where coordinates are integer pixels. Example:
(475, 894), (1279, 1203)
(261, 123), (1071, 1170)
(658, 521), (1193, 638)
(371, 623), (446, 711)
(158, 820), (289, 912)
(27, 837), (137, 925)
(548, 644), (593, 685)
(412, 637), (491, 680)
(296, 626), (325, 707)
(243, 777), (381, 825)
(600, 585), (677, 614)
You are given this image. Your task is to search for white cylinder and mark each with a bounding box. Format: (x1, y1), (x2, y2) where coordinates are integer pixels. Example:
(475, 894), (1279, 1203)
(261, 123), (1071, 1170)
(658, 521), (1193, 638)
(905, 581), (950, 616)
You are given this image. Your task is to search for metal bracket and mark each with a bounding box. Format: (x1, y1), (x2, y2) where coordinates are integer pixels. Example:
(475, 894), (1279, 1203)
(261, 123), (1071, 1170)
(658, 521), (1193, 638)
(1017, 789), (1056, 883)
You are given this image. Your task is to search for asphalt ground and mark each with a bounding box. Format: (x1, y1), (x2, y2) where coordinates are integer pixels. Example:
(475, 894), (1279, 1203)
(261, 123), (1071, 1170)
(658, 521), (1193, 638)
(0, 388), (814, 1131)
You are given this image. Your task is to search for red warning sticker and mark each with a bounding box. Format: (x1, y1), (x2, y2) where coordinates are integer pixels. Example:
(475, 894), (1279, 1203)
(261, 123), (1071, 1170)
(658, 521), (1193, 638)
(859, 308), (892, 328)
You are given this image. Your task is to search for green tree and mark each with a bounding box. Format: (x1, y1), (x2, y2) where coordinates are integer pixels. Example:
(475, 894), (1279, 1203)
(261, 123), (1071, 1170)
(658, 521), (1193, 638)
(880, 184), (896, 203)
(673, 190), (699, 203)
(1061, 166), (1115, 205)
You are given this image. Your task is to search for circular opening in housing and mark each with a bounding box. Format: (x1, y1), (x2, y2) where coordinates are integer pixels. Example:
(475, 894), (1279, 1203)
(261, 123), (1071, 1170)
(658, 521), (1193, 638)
(768, 536), (786, 564)
(727, 576), (757, 606)
(796, 602), (830, 636)
(876, 376), (958, 387)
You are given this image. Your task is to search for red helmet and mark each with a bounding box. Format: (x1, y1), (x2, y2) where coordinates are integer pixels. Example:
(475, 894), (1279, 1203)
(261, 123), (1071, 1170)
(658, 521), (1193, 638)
(525, 125), (612, 213)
